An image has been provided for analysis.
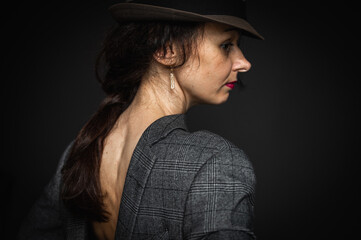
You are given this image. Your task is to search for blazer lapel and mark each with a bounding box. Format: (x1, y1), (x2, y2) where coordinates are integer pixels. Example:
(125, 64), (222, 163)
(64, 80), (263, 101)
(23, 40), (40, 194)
(115, 114), (187, 239)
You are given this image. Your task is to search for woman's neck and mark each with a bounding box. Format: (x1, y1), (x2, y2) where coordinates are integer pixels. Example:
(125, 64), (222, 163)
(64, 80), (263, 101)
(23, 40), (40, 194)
(129, 73), (190, 116)
(112, 73), (189, 139)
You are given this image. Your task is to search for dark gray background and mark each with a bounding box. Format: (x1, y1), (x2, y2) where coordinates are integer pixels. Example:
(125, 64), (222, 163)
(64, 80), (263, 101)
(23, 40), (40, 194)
(2, 1), (360, 239)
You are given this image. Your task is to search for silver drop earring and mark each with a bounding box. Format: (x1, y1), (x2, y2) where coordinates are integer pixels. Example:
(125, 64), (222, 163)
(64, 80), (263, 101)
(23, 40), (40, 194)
(170, 67), (175, 89)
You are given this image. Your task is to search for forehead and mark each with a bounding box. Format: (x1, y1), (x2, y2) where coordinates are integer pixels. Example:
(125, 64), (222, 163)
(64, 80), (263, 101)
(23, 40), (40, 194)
(203, 22), (240, 39)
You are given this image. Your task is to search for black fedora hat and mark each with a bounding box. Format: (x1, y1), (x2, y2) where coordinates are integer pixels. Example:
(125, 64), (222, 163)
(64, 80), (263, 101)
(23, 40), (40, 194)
(109, 0), (264, 40)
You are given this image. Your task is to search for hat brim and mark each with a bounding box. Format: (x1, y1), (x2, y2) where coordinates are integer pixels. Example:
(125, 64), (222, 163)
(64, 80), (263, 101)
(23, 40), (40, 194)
(109, 3), (264, 40)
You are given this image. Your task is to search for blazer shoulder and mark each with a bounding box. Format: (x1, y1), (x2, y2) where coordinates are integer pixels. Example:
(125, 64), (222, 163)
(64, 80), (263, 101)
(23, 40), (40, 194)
(159, 129), (252, 169)
(165, 128), (235, 150)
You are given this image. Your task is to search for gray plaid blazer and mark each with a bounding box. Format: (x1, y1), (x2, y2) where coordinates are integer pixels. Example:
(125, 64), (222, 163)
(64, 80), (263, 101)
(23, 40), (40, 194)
(18, 114), (256, 239)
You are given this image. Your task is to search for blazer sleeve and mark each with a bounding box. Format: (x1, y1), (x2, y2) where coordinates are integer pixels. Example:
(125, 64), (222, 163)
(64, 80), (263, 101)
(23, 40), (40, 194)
(183, 145), (256, 240)
(17, 143), (73, 240)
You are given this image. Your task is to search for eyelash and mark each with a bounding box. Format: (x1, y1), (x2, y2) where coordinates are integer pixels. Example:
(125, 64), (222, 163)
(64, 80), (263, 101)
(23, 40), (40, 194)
(221, 42), (234, 53)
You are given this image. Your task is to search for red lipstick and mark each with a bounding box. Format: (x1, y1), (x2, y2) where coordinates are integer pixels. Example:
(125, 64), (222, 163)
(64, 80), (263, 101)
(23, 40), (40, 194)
(225, 81), (237, 89)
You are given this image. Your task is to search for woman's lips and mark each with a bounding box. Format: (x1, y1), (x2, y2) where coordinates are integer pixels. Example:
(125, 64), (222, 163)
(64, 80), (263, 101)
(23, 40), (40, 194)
(225, 81), (237, 89)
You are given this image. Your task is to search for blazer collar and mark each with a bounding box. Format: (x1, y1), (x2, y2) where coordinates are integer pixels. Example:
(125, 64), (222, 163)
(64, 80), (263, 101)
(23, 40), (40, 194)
(115, 113), (188, 239)
(146, 113), (188, 145)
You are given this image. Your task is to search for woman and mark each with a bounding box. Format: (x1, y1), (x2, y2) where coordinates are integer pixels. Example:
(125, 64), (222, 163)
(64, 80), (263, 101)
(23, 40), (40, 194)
(18, 0), (263, 239)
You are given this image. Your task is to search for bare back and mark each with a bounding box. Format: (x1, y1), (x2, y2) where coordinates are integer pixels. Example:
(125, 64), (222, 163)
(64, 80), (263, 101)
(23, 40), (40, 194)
(92, 119), (140, 240)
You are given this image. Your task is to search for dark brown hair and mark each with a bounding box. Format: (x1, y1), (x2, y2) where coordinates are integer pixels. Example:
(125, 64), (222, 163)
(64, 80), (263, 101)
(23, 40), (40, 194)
(60, 21), (204, 222)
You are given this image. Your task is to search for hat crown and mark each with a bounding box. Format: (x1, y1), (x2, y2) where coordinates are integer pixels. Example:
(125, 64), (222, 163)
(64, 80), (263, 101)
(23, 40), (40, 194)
(128, 0), (247, 19)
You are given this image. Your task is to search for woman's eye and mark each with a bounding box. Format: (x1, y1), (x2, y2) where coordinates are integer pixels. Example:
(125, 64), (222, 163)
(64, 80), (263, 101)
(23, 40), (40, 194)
(221, 42), (234, 52)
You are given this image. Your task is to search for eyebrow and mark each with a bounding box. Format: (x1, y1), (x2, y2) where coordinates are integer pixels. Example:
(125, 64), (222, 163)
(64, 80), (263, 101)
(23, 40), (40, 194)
(224, 27), (239, 32)
(224, 27), (242, 40)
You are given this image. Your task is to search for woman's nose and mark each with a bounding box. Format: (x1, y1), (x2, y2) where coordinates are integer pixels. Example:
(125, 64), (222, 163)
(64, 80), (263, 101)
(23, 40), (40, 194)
(232, 49), (252, 72)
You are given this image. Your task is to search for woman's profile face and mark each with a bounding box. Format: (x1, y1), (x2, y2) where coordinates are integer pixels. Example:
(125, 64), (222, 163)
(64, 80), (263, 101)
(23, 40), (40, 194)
(177, 22), (251, 106)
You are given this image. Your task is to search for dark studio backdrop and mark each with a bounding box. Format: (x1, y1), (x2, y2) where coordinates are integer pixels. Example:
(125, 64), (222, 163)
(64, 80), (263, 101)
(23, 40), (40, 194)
(2, 0), (360, 239)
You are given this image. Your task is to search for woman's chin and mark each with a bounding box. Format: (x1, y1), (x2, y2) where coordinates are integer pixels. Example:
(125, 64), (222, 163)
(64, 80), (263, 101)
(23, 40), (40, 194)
(206, 93), (230, 105)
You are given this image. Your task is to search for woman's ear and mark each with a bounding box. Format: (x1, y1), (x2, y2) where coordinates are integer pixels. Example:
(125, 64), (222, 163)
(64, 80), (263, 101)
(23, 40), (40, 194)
(153, 44), (178, 66)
